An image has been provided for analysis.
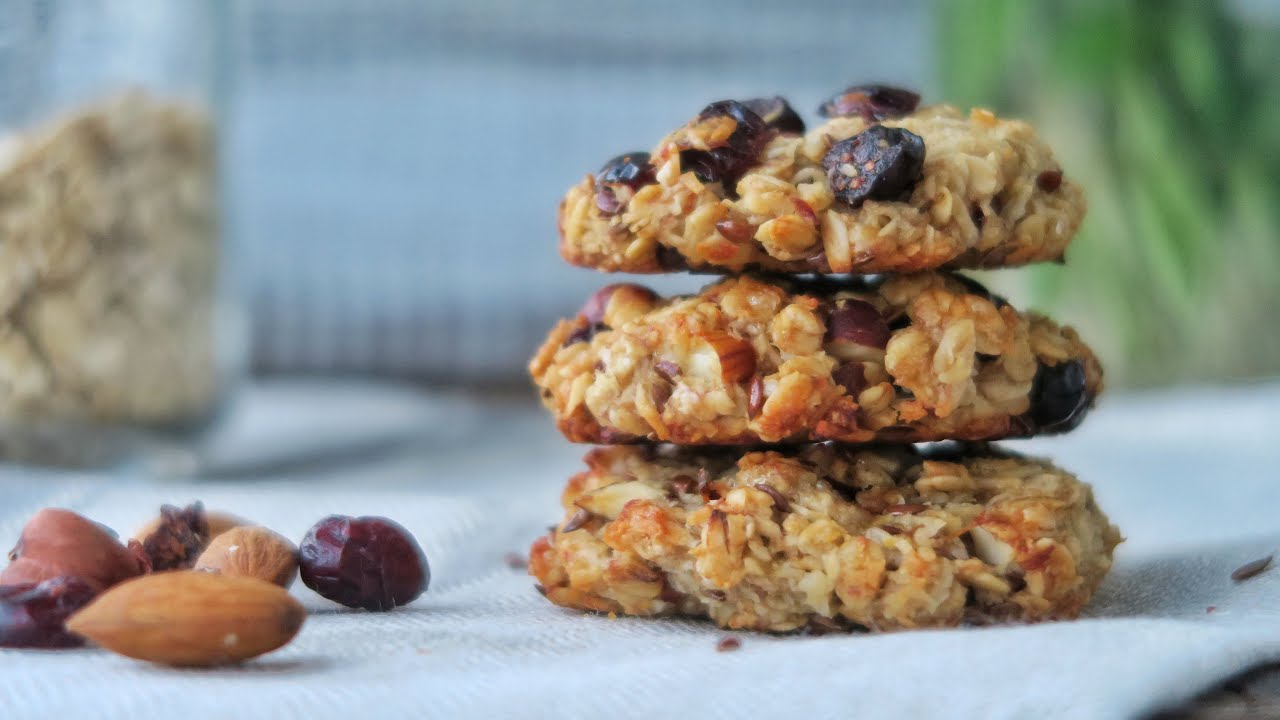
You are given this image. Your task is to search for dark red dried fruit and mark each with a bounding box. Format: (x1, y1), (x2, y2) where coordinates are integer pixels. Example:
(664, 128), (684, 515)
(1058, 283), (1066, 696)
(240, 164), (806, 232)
(0, 576), (97, 648)
(597, 152), (654, 189)
(579, 283), (657, 326)
(826, 299), (891, 350)
(823, 125), (925, 207)
(299, 515), (430, 612)
(1027, 359), (1090, 433)
(563, 321), (603, 347)
(679, 100), (770, 187)
(1036, 169), (1063, 192)
(141, 502), (209, 571)
(742, 96), (805, 134)
(715, 636), (741, 652)
(595, 152), (654, 215)
(818, 84), (921, 121)
(832, 362), (868, 397)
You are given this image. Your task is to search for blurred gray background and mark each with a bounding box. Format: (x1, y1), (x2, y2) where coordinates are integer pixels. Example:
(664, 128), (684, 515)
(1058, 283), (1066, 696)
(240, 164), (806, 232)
(223, 0), (931, 380)
(5, 0), (1275, 387)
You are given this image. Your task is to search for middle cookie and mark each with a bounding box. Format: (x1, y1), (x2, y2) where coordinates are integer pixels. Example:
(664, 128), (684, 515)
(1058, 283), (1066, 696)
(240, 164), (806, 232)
(531, 272), (1102, 445)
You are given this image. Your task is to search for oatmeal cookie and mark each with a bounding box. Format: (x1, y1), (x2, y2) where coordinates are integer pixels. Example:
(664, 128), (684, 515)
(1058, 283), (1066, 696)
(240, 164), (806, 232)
(530, 272), (1102, 445)
(0, 92), (218, 426)
(559, 85), (1084, 274)
(529, 444), (1121, 632)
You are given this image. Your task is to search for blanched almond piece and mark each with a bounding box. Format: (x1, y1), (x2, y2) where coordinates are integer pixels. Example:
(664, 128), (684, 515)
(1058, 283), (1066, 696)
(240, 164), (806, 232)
(575, 481), (667, 520)
(969, 526), (1015, 569)
(66, 572), (304, 667)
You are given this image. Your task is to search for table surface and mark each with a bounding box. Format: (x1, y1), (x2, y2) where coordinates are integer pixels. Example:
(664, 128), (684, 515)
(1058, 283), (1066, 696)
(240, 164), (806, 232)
(1, 379), (1278, 719)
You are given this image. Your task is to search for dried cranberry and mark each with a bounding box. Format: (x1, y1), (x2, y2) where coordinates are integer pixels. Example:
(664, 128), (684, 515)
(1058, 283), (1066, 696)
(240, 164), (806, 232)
(742, 96), (805, 134)
(597, 152), (654, 189)
(818, 84), (921, 121)
(299, 515), (430, 611)
(141, 502), (209, 571)
(823, 125), (925, 207)
(563, 322), (604, 347)
(1036, 169), (1063, 192)
(832, 362), (867, 396)
(594, 152), (654, 214)
(679, 100), (770, 187)
(826, 299), (891, 350)
(1027, 359), (1089, 432)
(0, 576), (97, 648)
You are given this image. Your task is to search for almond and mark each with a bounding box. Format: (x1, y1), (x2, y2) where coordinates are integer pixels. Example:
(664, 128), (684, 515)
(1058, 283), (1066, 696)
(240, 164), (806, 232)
(574, 481), (666, 520)
(66, 571), (305, 667)
(698, 331), (756, 384)
(195, 526), (298, 588)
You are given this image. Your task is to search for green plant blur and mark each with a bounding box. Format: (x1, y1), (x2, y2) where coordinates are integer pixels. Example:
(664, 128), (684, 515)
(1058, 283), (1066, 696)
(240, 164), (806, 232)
(937, 0), (1280, 387)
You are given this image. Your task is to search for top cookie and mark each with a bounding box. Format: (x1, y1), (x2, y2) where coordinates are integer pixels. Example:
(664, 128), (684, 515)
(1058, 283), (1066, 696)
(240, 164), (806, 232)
(559, 85), (1085, 274)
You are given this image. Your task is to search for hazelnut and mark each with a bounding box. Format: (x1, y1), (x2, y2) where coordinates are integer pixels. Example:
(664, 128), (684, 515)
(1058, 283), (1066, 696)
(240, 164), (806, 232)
(1, 509), (148, 592)
(194, 526), (298, 589)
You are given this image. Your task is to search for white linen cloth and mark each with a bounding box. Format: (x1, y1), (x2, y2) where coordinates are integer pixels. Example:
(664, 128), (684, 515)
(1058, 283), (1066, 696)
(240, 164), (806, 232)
(1, 380), (1278, 719)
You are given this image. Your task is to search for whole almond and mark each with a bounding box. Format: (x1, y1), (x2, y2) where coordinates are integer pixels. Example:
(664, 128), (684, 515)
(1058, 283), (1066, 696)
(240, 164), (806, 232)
(66, 571), (305, 667)
(195, 526), (298, 588)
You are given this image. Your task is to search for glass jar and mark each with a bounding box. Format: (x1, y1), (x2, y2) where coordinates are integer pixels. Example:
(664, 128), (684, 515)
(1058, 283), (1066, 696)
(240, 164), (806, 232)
(0, 1), (240, 467)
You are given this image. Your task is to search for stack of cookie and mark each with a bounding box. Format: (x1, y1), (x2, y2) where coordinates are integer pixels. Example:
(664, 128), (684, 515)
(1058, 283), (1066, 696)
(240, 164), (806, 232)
(528, 85), (1121, 632)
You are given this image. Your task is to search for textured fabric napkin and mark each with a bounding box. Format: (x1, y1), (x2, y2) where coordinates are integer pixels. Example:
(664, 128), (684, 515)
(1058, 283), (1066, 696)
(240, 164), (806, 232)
(1, 380), (1278, 719)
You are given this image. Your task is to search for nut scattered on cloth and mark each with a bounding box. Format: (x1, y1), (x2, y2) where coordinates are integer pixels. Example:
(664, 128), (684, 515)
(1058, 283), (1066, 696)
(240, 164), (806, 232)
(530, 272), (1102, 445)
(530, 443), (1121, 633)
(559, 102), (1085, 274)
(0, 92), (220, 428)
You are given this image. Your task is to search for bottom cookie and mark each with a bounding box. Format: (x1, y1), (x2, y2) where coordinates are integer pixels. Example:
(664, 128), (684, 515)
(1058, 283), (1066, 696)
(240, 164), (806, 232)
(529, 444), (1120, 633)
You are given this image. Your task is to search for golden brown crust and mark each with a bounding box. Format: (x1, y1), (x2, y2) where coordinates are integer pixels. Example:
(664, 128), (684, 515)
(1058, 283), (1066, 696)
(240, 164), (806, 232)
(530, 273), (1102, 445)
(529, 444), (1121, 633)
(559, 105), (1084, 274)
